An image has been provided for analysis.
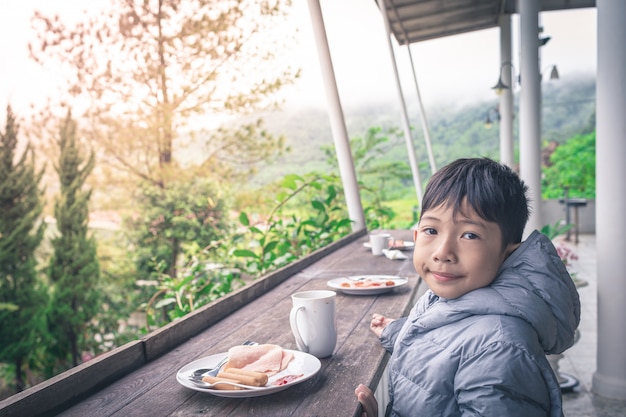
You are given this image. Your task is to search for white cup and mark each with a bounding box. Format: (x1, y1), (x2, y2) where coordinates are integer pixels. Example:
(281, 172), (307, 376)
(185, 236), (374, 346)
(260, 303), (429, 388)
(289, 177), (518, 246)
(370, 233), (391, 256)
(289, 290), (337, 358)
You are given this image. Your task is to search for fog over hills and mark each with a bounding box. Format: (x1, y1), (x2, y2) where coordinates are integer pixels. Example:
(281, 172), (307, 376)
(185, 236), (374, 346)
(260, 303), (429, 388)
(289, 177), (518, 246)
(245, 75), (595, 187)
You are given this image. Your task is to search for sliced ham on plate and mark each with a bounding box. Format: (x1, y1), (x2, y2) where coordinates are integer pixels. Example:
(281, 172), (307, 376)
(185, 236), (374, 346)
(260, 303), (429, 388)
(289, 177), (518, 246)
(223, 344), (294, 376)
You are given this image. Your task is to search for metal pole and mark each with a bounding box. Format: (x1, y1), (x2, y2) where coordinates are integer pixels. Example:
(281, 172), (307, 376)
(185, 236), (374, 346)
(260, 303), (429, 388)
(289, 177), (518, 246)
(519, 0), (543, 236)
(377, 0), (424, 205)
(405, 45), (436, 174)
(498, 15), (515, 168)
(305, 0), (365, 231)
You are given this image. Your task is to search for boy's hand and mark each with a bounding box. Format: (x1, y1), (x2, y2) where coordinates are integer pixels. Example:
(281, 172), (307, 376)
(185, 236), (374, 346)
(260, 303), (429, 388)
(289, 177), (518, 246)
(370, 313), (395, 338)
(355, 383), (378, 417)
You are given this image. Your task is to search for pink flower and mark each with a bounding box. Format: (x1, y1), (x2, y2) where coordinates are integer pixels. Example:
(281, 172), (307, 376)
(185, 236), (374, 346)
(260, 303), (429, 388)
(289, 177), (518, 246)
(556, 244), (578, 272)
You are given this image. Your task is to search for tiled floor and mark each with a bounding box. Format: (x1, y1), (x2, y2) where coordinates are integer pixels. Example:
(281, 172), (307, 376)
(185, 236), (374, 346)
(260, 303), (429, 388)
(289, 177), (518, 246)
(556, 234), (626, 417)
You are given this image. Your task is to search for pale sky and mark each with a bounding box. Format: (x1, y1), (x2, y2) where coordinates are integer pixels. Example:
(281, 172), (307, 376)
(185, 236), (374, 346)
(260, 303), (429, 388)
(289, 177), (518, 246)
(0, 1), (597, 122)
(284, 1), (597, 109)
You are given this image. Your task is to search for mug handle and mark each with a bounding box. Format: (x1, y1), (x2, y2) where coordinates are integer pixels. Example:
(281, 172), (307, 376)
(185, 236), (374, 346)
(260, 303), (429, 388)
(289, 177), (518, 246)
(289, 306), (309, 353)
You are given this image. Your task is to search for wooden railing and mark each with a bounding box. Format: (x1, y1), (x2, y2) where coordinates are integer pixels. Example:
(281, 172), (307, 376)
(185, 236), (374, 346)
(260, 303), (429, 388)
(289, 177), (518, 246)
(0, 229), (368, 417)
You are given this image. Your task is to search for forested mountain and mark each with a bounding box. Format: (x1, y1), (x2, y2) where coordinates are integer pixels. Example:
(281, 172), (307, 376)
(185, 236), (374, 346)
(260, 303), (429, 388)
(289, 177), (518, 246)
(248, 75), (595, 188)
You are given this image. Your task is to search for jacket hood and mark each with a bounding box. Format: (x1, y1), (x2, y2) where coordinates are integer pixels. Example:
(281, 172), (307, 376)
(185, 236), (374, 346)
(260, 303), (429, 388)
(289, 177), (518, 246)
(414, 230), (581, 354)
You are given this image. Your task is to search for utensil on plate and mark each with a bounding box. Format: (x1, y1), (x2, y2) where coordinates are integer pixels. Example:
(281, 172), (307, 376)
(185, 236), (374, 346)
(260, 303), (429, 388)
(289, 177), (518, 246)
(177, 348), (322, 398)
(190, 340), (257, 380)
(348, 276), (367, 281)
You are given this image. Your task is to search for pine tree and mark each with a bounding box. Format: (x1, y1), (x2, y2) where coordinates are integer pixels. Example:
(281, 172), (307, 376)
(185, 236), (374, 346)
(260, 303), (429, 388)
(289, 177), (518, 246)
(0, 106), (47, 392)
(47, 110), (100, 368)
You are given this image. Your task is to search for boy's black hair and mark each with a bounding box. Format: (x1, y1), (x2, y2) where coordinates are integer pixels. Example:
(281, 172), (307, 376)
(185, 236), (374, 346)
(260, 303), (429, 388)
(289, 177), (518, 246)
(420, 157), (530, 245)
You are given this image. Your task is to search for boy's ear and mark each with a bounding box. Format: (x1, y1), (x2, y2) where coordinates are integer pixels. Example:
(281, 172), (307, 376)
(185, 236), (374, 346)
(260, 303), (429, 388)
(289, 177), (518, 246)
(413, 229), (418, 241)
(505, 242), (521, 258)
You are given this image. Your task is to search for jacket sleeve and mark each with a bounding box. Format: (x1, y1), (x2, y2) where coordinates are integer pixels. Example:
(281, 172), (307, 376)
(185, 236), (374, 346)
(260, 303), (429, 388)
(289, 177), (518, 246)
(379, 317), (407, 353)
(455, 341), (557, 417)
(380, 291), (436, 353)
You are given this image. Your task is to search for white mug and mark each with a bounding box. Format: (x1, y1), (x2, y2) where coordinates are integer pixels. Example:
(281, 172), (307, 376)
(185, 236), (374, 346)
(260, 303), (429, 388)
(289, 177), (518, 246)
(370, 233), (391, 256)
(289, 290), (337, 358)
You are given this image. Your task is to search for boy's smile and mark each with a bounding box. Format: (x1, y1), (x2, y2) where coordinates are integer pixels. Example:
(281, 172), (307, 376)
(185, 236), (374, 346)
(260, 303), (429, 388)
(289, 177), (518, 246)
(413, 200), (519, 300)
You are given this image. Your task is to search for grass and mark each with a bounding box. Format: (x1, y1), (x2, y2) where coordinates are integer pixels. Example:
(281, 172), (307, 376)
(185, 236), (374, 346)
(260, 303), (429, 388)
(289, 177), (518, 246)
(383, 198), (420, 229)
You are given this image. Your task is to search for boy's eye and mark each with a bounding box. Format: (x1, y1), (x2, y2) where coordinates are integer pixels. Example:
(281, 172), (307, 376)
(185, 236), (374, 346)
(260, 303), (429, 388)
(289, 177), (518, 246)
(423, 227), (437, 235)
(462, 232), (478, 240)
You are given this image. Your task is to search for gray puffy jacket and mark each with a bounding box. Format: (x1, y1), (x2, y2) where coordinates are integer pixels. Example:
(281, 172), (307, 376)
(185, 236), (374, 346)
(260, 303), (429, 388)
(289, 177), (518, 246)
(381, 230), (581, 417)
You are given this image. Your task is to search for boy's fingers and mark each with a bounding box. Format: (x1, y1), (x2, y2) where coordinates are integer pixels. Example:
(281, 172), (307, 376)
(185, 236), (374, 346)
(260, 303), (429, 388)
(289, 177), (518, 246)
(357, 394), (377, 416)
(355, 384), (378, 417)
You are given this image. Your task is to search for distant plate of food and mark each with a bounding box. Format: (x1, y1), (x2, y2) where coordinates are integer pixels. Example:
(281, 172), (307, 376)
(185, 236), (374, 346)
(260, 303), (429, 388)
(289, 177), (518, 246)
(363, 239), (414, 250)
(327, 275), (408, 295)
(177, 344), (321, 398)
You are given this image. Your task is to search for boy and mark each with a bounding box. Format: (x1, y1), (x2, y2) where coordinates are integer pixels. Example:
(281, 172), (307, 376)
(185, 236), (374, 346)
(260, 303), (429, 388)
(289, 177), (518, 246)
(356, 158), (580, 417)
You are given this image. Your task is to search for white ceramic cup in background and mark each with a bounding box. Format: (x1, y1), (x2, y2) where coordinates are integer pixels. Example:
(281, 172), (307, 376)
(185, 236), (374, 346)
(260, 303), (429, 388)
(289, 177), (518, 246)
(369, 233), (391, 256)
(289, 290), (337, 358)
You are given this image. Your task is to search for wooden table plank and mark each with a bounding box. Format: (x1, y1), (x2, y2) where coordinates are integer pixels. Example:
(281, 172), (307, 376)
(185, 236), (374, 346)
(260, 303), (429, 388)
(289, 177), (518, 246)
(54, 230), (421, 417)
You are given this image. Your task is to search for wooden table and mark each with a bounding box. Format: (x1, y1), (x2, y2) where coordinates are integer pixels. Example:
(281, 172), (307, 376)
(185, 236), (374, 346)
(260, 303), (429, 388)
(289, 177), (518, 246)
(1, 230), (424, 417)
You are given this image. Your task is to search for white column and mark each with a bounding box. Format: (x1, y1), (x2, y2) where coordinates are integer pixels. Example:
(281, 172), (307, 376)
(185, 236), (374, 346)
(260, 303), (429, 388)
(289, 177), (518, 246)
(498, 15), (515, 169)
(593, 0), (626, 400)
(518, 0), (543, 236)
(406, 45), (436, 175)
(377, 0), (424, 205)
(306, 0), (365, 231)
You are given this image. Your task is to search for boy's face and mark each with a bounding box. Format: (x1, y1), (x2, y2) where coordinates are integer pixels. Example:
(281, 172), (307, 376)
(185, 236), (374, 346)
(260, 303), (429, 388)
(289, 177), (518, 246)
(413, 200), (519, 300)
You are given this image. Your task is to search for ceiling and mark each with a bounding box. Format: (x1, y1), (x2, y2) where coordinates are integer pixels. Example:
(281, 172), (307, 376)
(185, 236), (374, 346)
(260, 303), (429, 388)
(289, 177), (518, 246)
(379, 0), (596, 45)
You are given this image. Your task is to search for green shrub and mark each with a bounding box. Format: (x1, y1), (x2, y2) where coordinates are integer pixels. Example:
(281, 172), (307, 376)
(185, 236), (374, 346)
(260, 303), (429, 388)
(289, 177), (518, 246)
(542, 132), (595, 199)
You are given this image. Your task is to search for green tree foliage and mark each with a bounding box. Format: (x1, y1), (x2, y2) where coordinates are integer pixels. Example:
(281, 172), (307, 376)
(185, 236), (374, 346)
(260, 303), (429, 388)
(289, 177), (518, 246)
(234, 173), (353, 276)
(140, 173), (354, 328)
(127, 175), (232, 326)
(89, 230), (145, 349)
(29, 0), (298, 193)
(143, 258), (243, 330)
(0, 106), (47, 392)
(542, 131), (596, 199)
(542, 78), (596, 143)
(127, 176), (229, 281)
(323, 126), (413, 196)
(29, 0), (298, 295)
(46, 111), (100, 371)
(321, 126), (412, 228)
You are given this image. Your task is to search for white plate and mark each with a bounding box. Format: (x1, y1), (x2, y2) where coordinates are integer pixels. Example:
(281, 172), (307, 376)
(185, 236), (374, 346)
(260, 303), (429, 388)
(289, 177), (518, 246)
(363, 241), (414, 250)
(327, 275), (408, 295)
(176, 349), (321, 398)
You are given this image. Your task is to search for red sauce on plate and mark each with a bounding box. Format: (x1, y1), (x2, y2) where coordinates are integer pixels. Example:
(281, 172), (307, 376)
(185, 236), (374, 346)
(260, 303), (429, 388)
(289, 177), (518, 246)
(272, 374), (304, 386)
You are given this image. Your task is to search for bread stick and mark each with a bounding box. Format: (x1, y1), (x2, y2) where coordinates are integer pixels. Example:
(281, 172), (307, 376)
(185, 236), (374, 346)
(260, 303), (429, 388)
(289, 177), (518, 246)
(201, 375), (245, 390)
(217, 370), (268, 387)
(221, 368), (269, 386)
